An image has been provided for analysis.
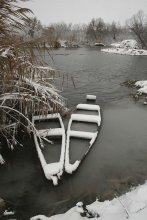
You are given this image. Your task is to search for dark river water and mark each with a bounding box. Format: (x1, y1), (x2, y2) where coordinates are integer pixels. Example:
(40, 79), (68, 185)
(0, 47), (147, 219)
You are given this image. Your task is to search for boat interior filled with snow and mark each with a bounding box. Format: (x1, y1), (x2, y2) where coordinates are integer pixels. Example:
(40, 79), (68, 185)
(32, 113), (65, 185)
(65, 103), (101, 174)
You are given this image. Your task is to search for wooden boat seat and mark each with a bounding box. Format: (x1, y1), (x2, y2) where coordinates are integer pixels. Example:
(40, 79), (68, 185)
(76, 104), (100, 112)
(71, 114), (101, 126)
(38, 128), (64, 137)
(33, 113), (60, 121)
(68, 130), (97, 140)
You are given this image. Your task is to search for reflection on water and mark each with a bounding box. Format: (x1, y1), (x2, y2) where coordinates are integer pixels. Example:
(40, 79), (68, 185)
(1, 48), (147, 219)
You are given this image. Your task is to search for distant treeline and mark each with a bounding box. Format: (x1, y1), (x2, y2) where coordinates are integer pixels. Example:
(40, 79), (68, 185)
(22, 10), (147, 49)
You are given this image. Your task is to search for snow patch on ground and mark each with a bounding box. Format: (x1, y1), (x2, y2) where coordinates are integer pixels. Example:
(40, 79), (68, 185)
(102, 39), (147, 56)
(135, 80), (147, 94)
(31, 181), (147, 220)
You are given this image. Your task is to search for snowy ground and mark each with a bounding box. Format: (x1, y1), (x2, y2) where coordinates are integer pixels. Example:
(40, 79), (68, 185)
(31, 181), (147, 220)
(101, 39), (147, 56)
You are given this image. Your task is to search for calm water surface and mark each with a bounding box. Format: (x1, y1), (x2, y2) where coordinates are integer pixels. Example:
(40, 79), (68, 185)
(0, 47), (147, 219)
(50, 47), (147, 106)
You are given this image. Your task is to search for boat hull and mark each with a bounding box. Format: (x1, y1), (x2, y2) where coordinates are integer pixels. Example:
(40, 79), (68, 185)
(32, 113), (65, 185)
(65, 104), (101, 174)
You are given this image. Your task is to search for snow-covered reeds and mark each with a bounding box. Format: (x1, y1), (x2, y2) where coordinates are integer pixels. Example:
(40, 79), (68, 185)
(0, 0), (67, 163)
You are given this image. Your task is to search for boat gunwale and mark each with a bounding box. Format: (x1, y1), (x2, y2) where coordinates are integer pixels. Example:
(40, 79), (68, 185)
(32, 113), (66, 185)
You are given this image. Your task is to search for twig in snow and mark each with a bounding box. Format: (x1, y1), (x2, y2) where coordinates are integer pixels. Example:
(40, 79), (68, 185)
(117, 197), (130, 218)
(136, 203), (147, 213)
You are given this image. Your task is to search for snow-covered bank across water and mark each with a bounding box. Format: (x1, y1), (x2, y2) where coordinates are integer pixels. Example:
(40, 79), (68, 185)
(31, 181), (147, 220)
(101, 48), (147, 56)
(101, 39), (147, 56)
(111, 39), (139, 49)
(135, 80), (147, 95)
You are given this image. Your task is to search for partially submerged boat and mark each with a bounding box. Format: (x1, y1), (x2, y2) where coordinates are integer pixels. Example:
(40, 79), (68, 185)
(65, 103), (101, 174)
(32, 113), (65, 185)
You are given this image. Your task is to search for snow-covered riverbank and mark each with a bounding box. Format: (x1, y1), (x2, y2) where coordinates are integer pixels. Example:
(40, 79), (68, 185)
(101, 47), (147, 56)
(101, 40), (147, 56)
(31, 181), (147, 220)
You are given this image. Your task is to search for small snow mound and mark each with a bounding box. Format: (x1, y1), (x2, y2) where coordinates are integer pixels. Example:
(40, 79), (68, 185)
(3, 210), (15, 216)
(111, 39), (139, 49)
(76, 202), (84, 207)
(135, 80), (147, 88)
(135, 80), (147, 95)
(119, 39), (139, 49)
(76, 202), (84, 214)
(30, 215), (49, 220)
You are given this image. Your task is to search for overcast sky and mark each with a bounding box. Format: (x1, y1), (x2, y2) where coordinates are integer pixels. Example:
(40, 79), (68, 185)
(20, 0), (147, 25)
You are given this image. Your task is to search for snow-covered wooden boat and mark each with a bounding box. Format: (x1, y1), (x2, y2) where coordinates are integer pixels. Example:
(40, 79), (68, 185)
(65, 103), (101, 174)
(32, 113), (65, 185)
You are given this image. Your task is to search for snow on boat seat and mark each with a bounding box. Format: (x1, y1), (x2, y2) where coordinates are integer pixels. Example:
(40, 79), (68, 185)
(65, 101), (101, 174)
(69, 130), (98, 146)
(38, 128), (64, 137)
(76, 104), (100, 111)
(69, 130), (97, 140)
(33, 113), (61, 121)
(32, 113), (65, 185)
(71, 114), (101, 126)
(86, 95), (96, 100)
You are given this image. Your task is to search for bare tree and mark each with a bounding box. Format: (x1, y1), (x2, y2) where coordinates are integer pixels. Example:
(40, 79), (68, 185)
(27, 17), (43, 38)
(50, 22), (72, 40)
(127, 10), (147, 49)
(110, 21), (118, 40)
(86, 18), (106, 42)
(86, 19), (97, 41)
